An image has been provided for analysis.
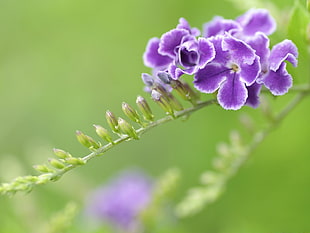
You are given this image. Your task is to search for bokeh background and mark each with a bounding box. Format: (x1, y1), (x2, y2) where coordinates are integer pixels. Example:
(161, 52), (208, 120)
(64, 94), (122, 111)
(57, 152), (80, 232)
(0, 0), (309, 232)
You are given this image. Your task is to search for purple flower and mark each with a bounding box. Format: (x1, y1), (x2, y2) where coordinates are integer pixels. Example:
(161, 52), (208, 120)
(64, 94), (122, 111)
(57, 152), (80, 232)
(143, 37), (173, 70)
(176, 17), (200, 36)
(143, 17), (199, 72)
(142, 10), (298, 110)
(246, 33), (298, 101)
(203, 9), (276, 39)
(85, 171), (153, 232)
(235, 8), (276, 37)
(194, 35), (261, 110)
(168, 37), (215, 79)
(203, 16), (241, 37)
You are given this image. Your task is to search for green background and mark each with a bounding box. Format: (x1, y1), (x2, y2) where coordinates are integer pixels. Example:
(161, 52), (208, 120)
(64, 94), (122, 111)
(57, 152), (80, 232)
(0, 0), (309, 232)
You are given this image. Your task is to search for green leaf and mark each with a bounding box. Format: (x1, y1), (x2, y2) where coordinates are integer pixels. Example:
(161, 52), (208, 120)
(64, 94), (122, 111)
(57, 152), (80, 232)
(287, 0), (310, 83)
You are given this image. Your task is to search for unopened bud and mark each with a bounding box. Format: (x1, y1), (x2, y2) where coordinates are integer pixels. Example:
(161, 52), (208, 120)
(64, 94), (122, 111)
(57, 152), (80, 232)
(167, 93), (183, 111)
(33, 164), (54, 173)
(118, 118), (139, 139)
(53, 148), (72, 159)
(105, 110), (119, 132)
(157, 71), (172, 84)
(94, 124), (114, 144)
(122, 102), (141, 124)
(136, 96), (154, 121)
(65, 157), (85, 165)
(48, 158), (65, 169)
(76, 131), (100, 149)
(151, 90), (174, 115)
(141, 73), (154, 86)
(170, 80), (189, 100)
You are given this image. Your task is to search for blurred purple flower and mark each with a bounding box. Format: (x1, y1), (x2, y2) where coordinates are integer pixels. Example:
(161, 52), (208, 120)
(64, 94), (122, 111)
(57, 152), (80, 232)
(86, 171), (153, 232)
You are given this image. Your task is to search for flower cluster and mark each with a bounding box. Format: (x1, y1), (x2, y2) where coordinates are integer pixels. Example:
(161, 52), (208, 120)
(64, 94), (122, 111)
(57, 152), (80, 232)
(143, 9), (298, 110)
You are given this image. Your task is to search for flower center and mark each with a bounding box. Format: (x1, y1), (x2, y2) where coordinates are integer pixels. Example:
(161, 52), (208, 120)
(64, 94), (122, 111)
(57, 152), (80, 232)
(231, 63), (239, 72)
(180, 48), (199, 67)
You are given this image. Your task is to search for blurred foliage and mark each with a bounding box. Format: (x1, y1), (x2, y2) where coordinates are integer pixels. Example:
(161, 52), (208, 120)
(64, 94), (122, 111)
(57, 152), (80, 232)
(0, 0), (310, 232)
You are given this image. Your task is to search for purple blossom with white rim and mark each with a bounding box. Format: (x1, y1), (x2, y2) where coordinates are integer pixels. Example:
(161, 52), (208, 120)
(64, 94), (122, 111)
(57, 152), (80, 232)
(235, 8), (276, 37)
(85, 170), (153, 232)
(247, 33), (298, 97)
(168, 37), (216, 79)
(194, 34), (261, 110)
(203, 16), (241, 37)
(143, 37), (173, 70)
(176, 17), (201, 36)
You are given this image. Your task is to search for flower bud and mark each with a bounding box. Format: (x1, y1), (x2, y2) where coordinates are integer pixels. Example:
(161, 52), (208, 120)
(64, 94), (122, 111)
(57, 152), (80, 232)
(122, 102), (141, 124)
(170, 80), (189, 100)
(157, 71), (172, 84)
(53, 148), (72, 159)
(48, 158), (65, 169)
(65, 157), (86, 165)
(105, 110), (119, 132)
(136, 96), (154, 121)
(141, 73), (154, 86)
(166, 93), (183, 111)
(118, 118), (139, 139)
(151, 90), (174, 115)
(33, 164), (54, 173)
(94, 124), (114, 144)
(76, 131), (100, 149)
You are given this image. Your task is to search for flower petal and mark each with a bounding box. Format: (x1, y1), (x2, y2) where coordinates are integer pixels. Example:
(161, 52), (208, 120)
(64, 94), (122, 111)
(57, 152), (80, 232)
(262, 62), (292, 95)
(203, 16), (241, 37)
(209, 36), (229, 64)
(245, 82), (262, 108)
(217, 74), (248, 110)
(158, 29), (189, 58)
(269, 39), (298, 71)
(177, 17), (200, 36)
(178, 40), (199, 68)
(143, 37), (173, 69)
(193, 64), (227, 93)
(168, 64), (184, 80)
(197, 37), (216, 68)
(222, 35), (256, 65)
(246, 32), (270, 69)
(236, 9), (276, 36)
(239, 56), (261, 85)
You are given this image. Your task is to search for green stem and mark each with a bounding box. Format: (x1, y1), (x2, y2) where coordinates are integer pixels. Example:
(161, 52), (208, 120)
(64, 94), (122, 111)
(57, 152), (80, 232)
(54, 98), (218, 179)
(229, 91), (307, 177)
(0, 98), (217, 195)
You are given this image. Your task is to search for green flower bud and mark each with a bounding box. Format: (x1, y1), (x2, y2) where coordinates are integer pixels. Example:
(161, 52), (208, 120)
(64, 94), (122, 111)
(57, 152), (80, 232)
(170, 80), (189, 101)
(105, 110), (119, 132)
(166, 93), (183, 111)
(122, 102), (141, 124)
(93, 124), (114, 144)
(33, 164), (54, 173)
(118, 117), (139, 139)
(136, 96), (154, 121)
(76, 131), (100, 149)
(48, 158), (65, 169)
(64, 157), (85, 165)
(151, 90), (174, 115)
(53, 148), (72, 159)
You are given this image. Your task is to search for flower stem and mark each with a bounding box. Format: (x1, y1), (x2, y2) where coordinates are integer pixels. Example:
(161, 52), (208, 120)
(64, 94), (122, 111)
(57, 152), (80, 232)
(0, 99), (217, 195)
